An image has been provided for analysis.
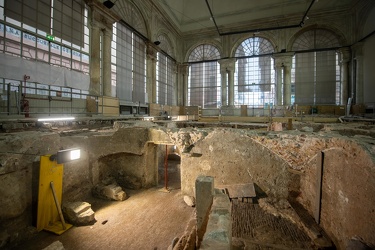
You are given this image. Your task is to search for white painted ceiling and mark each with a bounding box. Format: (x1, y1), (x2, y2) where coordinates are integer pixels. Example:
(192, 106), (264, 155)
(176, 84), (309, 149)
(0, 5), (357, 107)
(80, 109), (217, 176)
(153, 0), (355, 33)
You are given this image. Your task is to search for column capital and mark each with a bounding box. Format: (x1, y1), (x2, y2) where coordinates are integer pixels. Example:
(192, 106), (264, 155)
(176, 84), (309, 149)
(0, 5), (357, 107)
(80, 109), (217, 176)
(338, 47), (351, 63)
(146, 43), (157, 61)
(218, 58), (236, 72)
(272, 52), (294, 68)
(179, 63), (190, 75)
(88, 0), (120, 26)
(352, 42), (363, 58)
(102, 27), (112, 37)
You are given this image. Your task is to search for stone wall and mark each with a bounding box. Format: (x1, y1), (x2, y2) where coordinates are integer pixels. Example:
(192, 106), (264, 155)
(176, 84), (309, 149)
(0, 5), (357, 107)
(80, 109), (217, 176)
(168, 128), (292, 199)
(0, 126), (166, 247)
(1, 123), (374, 249)
(299, 146), (375, 249)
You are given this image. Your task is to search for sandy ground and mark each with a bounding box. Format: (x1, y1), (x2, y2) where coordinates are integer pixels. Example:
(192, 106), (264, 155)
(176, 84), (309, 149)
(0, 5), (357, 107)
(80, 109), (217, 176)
(10, 160), (194, 250)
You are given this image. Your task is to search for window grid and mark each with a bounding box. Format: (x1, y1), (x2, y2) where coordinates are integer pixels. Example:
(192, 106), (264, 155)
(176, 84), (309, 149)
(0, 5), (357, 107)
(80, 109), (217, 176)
(156, 52), (175, 105)
(234, 37), (275, 106)
(188, 44), (221, 108)
(292, 29), (341, 105)
(0, 1), (89, 74)
(188, 62), (221, 108)
(114, 22), (147, 104)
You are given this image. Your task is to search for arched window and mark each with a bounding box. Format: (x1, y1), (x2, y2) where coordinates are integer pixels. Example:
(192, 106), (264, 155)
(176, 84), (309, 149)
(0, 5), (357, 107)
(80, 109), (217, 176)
(113, 22), (146, 105)
(156, 34), (175, 105)
(292, 29), (341, 105)
(188, 44), (221, 108)
(235, 37), (275, 106)
(112, 1), (147, 38)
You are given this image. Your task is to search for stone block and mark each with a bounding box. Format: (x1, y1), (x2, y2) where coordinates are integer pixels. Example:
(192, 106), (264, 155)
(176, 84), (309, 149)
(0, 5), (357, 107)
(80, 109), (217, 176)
(195, 176), (214, 246)
(200, 192), (232, 250)
(92, 179), (127, 201)
(42, 240), (65, 250)
(183, 195), (196, 207)
(62, 202), (96, 226)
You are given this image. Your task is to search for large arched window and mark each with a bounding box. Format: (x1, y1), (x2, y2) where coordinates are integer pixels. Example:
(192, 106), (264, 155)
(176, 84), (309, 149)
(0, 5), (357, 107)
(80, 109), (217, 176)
(156, 34), (175, 105)
(188, 44), (221, 108)
(113, 3), (148, 108)
(235, 37), (275, 106)
(291, 29), (341, 105)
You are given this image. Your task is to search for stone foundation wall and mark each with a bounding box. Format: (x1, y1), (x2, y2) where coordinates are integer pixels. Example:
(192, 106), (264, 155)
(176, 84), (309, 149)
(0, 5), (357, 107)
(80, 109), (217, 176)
(298, 146), (375, 249)
(169, 128), (292, 199)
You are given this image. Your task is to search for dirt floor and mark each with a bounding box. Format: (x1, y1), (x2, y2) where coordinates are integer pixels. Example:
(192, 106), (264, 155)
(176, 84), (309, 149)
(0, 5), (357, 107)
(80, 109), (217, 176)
(9, 159), (194, 250)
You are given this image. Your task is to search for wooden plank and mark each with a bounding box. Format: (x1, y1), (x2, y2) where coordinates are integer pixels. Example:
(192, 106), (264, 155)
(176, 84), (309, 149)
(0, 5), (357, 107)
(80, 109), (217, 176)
(218, 183), (256, 198)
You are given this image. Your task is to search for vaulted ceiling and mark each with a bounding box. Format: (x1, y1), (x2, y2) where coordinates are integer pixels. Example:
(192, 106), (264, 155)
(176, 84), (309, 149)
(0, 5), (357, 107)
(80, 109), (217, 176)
(153, 0), (355, 34)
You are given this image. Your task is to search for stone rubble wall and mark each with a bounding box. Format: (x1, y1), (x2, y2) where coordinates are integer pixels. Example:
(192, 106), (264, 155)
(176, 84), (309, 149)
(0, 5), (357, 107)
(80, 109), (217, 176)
(0, 123), (374, 249)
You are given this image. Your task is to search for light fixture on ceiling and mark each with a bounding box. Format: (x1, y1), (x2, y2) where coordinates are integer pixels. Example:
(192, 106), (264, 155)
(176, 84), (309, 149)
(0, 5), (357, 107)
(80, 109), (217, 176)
(103, 0), (117, 9)
(154, 41), (161, 46)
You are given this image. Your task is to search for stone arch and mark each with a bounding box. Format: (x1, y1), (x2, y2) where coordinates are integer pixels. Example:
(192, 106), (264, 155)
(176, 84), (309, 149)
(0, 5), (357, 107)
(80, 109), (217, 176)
(154, 30), (175, 58)
(230, 34), (277, 58)
(184, 40), (223, 62)
(112, 0), (149, 38)
(287, 24), (347, 51)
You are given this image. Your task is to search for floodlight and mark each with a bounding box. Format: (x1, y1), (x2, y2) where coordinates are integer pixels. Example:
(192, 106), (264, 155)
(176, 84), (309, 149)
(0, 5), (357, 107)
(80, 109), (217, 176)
(50, 148), (81, 164)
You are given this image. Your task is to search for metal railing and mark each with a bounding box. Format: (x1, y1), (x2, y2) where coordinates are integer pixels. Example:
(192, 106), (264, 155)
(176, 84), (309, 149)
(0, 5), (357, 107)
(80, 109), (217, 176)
(0, 80), (99, 117)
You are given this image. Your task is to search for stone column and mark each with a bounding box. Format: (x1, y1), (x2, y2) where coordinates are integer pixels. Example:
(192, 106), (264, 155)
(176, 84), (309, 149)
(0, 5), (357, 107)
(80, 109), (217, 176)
(274, 63), (283, 106)
(176, 64), (184, 106)
(102, 27), (112, 97)
(181, 64), (190, 106)
(355, 55), (363, 104)
(283, 62), (292, 106)
(226, 59), (236, 106)
(146, 44), (157, 104)
(218, 60), (228, 106)
(353, 43), (363, 104)
(173, 64), (178, 106)
(87, 2), (120, 97)
(90, 21), (101, 96)
(339, 47), (351, 105)
(273, 53), (294, 106)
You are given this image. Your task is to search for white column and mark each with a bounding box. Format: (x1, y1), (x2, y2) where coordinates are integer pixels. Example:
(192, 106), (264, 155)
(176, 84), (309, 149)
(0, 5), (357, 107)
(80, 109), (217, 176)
(273, 53), (294, 106)
(90, 21), (101, 96)
(339, 47), (351, 105)
(283, 62), (292, 106)
(102, 28), (112, 97)
(182, 64), (189, 106)
(218, 59), (229, 106)
(353, 43), (364, 104)
(173, 64), (178, 106)
(221, 69), (228, 106)
(275, 65), (283, 105)
(87, 4), (119, 97)
(225, 59), (236, 106)
(146, 44), (157, 104)
(355, 55), (363, 104)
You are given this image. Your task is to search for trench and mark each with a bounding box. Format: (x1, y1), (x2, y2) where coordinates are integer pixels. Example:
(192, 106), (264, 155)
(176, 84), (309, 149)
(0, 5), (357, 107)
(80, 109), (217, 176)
(232, 199), (313, 249)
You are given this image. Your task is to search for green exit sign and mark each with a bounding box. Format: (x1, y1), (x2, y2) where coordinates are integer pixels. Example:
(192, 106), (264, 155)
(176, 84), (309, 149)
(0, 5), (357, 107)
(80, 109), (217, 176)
(46, 34), (55, 41)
